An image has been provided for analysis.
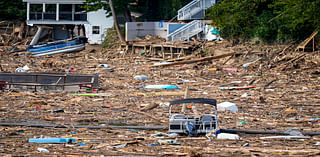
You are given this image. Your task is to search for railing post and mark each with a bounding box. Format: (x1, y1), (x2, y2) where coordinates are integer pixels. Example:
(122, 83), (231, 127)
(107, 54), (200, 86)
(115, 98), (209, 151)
(27, 3), (30, 21)
(72, 4), (75, 21)
(56, 3), (59, 21)
(42, 3), (45, 20)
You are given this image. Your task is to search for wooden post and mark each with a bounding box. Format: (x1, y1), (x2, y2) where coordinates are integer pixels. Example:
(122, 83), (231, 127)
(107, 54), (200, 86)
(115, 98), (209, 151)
(181, 86), (189, 113)
(161, 45), (165, 58)
(313, 37), (315, 52)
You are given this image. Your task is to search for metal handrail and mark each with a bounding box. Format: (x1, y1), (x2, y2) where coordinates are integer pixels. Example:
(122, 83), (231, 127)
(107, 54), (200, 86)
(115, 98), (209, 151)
(178, 0), (216, 20)
(167, 20), (204, 41)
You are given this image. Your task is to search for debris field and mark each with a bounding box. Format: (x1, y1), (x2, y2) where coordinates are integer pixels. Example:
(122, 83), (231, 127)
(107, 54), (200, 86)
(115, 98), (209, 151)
(0, 41), (320, 156)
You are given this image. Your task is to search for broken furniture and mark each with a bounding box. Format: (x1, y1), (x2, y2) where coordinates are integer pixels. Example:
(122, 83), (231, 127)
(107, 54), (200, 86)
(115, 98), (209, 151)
(169, 98), (218, 136)
(0, 72), (98, 92)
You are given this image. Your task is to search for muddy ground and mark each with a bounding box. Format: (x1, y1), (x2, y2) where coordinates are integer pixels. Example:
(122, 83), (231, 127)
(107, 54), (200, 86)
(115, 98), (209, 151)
(0, 42), (320, 156)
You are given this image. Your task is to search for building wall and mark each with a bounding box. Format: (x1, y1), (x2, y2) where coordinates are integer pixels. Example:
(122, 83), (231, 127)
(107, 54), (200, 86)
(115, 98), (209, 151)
(84, 9), (114, 44)
(126, 22), (176, 41)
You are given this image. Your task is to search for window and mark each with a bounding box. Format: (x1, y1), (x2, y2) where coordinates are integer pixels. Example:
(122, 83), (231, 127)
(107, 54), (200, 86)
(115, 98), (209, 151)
(92, 26), (100, 34)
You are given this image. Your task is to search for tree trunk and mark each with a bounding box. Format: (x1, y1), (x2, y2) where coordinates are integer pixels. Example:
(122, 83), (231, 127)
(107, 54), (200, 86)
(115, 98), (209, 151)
(123, 6), (132, 22)
(109, 0), (125, 42)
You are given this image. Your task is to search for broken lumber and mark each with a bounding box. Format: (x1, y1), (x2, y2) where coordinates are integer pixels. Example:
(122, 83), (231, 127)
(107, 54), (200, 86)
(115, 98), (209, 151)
(0, 122), (166, 130)
(151, 52), (237, 67)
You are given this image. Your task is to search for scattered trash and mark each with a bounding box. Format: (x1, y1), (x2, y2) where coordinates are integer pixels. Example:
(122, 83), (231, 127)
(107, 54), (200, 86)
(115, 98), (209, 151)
(259, 136), (310, 140)
(315, 142), (320, 146)
(243, 58), (261, 67)
(158, 139), (180, 145)
(52, 109), (64, 113)
(78, 143), (86, 146)
(145, 85), (180, 90)
(217, 133), (240, 140)
(128, 129), (141, 133)
(223, 68), (237, 72)
(241, 93), (248, 97)
(217, 102), (238, 112)
(218, 86), (255, 90)
(64, 67), (77, 72)
(177, 80), (197, 84)
(240, 121), (246, 125)
(134, 75), (148, 81)
(159, 102), (170, 107)
(243, 143), (249, 147)
(153, 62), (173, 66)
(72, 93), (109, 97)
(15, 65), (30, 72)
(29, 138), (76, 143)
(112, 143), (127, 148)
(208, 68), (217, 71)
(37, 147), (50, 153)
(284, 129), (303, 136)
(148, 143), (158, 146)
(99, 64), (112, 70)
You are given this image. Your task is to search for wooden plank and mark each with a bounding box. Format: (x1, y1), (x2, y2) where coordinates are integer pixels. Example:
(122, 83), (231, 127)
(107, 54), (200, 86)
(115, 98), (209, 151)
(151, 52), (237, 67)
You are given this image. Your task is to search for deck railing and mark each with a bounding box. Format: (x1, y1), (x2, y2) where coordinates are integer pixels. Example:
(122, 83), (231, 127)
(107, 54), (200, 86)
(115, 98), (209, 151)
(177, 0), (216, 20)
(29, 12), (87, 21)
(167, 20), (205, 41)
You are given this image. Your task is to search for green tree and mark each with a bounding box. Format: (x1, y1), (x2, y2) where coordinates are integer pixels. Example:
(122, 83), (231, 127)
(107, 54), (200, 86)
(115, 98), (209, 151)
(207, 0), (320, 43)
(0, 0), (26, 20)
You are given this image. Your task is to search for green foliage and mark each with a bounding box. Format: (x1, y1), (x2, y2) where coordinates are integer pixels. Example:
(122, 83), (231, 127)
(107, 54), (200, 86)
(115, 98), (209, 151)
(207, 0), (320, 43)
(84, 0), (193, 21)
(0, 0), (26, 20)
(102, 29), (118, 48)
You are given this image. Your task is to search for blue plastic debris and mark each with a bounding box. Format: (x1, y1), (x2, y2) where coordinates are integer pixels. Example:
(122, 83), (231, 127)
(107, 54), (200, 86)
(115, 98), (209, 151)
(128, 129), (141, 133)
(28, 138), (76, 143)
(148, 143), (158, 146)
(145, 85), (179, 90)
(78, 143), (85, 146)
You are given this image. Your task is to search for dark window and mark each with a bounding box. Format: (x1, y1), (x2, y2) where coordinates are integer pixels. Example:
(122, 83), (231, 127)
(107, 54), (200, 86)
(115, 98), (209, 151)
(92, 26), (100, 34)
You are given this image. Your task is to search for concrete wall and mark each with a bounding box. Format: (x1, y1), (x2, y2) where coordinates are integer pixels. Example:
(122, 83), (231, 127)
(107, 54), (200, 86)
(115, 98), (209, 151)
(84, 8), (114, 44)
(126, 22), (174, 41)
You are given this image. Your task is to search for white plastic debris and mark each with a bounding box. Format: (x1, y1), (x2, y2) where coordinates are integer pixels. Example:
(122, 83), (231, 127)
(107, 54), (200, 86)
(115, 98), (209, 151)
(217, 102), (238, 112)
(16, 65), (30, 72)
(159, 102), (170, 107)
(37, 147), (50, 153)
(134, 75), (148, 81)
(243, 58), (261, 67)
(315, 142), (320, 146)
(241, 93), (248, 97)
(217, 133), (240, 140)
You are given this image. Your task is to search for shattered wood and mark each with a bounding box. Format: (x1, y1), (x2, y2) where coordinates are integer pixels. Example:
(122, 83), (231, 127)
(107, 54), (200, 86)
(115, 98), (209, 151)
(0, 39), (319, 156)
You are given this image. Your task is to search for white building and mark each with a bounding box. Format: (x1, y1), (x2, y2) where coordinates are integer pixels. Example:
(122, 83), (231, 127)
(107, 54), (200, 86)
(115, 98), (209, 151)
(23, 0), (113, 45)
(84, 9), (113, 44)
